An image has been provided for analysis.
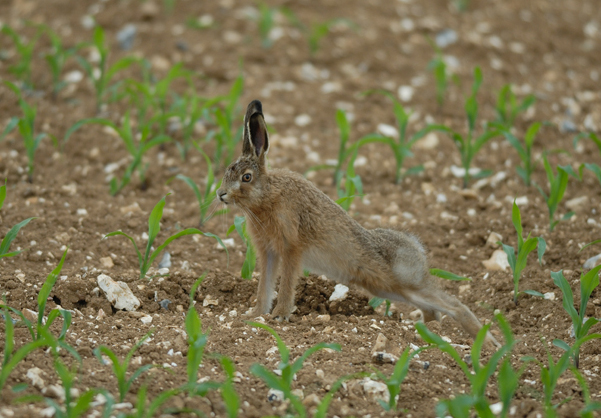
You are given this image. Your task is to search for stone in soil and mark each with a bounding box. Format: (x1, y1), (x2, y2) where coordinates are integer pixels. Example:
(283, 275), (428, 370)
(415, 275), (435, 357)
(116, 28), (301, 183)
(97, 274), (141, 311)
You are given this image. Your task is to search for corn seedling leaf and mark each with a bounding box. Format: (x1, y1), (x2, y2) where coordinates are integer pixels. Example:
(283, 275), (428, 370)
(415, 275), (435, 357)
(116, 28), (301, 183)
(415, 322), (470, 376)
(522, 289), (544, 297)
(0, 217), (35, 258)
(551, 270), (581, 335)
(430, 268), (471, 281)
(104, 231), (143, 270)
(249, 363), (285, 392)
(500, 243), (517, 272)
(579, 239), (601, 252)
(149, 228), (228, 271)
(290, 342), (341, 377)
(0, 117), (19, 142)
(559, 164), (582, 181)
(37, 248), (68, 333)
(247, 322), (289, 363)
(584, 163), (601, 185)
(537, 237), (546, 264)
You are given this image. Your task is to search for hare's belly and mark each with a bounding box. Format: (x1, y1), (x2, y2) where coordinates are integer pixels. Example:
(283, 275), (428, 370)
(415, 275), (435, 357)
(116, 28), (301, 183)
(301, 246), (353, 285)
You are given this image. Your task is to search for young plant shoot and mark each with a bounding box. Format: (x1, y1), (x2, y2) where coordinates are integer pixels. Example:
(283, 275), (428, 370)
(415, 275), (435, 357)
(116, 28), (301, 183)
(433, 67), (501, 188)
(498, 201), (546, 305)
(536, 154), (573, 231)
(105, 195), (226, 279)
(502, 122), (541, 187)
(227, 216), (256, 279)
(551, 265), (601, 368)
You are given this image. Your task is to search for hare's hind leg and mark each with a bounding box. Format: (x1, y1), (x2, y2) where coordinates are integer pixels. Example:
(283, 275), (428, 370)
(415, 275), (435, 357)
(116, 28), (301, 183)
(247, 249), (280, 316)
(404, 287), (501, 348)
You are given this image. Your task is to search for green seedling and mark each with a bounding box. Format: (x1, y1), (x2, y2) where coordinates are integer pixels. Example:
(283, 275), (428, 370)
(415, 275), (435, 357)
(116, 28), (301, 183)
(451, 0), (470, 12)
(336, 149), (363, 212)
(43, 357), (97, 418)
(105, 195), (226, 280)
(495, 84), (536, 129)
(170, 146), (225, 226)
(570, 367), (601, 418)
(185, 275), (208, 391)
(365, 90), (437, 183)
(1, 248), (72, 350)
(248, 321), (341, 418)
(496, 357), (530, 418)
(307, 109), (386, 189)
(172, 94), (205, 160)
(183, 275), (220, 396)
(126, 62), (192, 135)
(580, 239), (601, 252)
(76, 26), (138, 111)
(498, 201), (546, 305)
(434, 67), (501, 188)
(94, 331), (155, 402)
(502, 122), (541, 186)
(430, 268), (471, 281)
(308, 18), (356, 55)
(313, 374), (366, 418)
(373, 346), (424, 411)
(0, 180), (36, 258)
(369, 269), (469, 317)
(208, 75), (244, 168)
(536, 154), (573, 231)
(4, 81), (47, 182)
(574, 132), (601, 187)
(426, 41), (449, 108)
(218, 356), (239, 418)
(1, 25), (42, 88)
(368, 297), (392, 317)
(64, 112), (171, 193)
(227, 216), (256, 279)
(125, 386), (181, 418)
(435, 394), (477, 418)
(256, 3), (277, 48)
(524, 337), (597, 418)
(551, 266), (601, 368)
(0, 116), (19, 142)
(417, 313), (516, 417)
(41, 25), (78, 97)
(0, 302), (50, 395)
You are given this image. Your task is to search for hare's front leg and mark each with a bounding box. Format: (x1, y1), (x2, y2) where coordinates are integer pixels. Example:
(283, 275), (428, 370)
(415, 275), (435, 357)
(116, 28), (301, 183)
(272, 249), (302, 321)
(246, 249), (279, 317)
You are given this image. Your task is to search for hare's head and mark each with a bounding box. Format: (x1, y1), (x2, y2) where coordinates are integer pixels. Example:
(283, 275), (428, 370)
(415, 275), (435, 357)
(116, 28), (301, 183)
(217, 100), (269, 209)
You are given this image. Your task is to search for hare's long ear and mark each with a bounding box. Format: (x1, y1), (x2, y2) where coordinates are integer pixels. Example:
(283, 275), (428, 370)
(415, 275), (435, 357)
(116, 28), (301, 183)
(242, 100), (269, 162)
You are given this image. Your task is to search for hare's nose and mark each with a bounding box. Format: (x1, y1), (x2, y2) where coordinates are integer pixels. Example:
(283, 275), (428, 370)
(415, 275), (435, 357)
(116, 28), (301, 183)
(218, 190), (227, 203)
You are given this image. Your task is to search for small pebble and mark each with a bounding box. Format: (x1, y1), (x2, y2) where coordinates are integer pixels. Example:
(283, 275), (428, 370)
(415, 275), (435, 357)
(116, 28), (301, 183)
(159, 299), (171, 310)
(158, 252), (172, 269)
(116, 24), (137, 50)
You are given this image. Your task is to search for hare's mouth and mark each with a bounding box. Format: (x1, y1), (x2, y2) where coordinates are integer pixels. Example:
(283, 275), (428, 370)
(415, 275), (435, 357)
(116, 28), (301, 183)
(218, 191), (229, 204)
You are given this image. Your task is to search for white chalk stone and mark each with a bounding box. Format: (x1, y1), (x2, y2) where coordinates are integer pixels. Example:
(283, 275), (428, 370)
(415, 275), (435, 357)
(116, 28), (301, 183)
(97, 274), (140, 311)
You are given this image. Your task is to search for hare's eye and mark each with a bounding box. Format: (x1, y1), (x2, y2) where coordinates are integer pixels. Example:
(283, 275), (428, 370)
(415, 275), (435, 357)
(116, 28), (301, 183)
(242, 173), (252, 182)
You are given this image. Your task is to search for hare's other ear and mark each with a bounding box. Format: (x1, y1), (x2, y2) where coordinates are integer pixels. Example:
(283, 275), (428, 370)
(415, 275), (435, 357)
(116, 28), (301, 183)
(242, 100), (269, 160)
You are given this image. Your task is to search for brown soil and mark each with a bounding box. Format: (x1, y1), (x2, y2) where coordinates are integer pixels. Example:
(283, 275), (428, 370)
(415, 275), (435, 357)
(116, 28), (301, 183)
(1, 0), (601, 417)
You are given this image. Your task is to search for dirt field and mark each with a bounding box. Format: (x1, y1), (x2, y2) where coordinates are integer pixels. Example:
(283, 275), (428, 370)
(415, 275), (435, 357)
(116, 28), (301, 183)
(1, 0), (601, 417)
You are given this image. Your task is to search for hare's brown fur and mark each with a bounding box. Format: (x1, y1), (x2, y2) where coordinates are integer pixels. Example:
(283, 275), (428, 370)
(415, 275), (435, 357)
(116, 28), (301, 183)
(218, 100), (499, 346)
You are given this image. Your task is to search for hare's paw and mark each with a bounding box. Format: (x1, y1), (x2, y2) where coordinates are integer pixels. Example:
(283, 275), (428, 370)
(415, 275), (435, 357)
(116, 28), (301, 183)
(243, 307), (265, 318)
(271, 305), (292, 322)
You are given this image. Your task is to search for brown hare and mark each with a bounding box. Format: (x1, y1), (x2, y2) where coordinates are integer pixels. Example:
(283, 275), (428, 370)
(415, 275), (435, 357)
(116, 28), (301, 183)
(217, 100), (499, 347)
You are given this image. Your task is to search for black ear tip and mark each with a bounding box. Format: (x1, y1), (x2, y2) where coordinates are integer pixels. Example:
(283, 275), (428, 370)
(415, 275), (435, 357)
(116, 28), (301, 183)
(247, 100), (263, 114)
